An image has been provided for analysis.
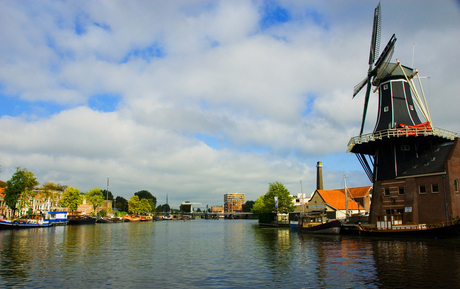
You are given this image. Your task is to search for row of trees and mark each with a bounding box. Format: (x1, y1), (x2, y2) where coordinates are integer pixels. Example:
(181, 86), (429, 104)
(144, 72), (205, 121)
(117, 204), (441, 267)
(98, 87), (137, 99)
(2, 167), (160, 217)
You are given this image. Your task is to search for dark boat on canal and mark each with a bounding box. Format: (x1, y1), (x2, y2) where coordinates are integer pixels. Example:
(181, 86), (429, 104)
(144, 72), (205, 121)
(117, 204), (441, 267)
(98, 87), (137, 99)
(297, 212), (342, 235)
(67, 211), (96, 225)
(357, 215), (460, 238)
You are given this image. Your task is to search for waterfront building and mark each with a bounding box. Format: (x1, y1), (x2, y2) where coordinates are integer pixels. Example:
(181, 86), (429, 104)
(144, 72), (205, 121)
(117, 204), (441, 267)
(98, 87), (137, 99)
(346, 186), (372, 213)
(76, 197), (93, 215)
(74, 197), (113, 216)
(306, 188), (366, 220)
(211, 205), (224, 214)
(181, 202), (194, 213)
(30, 189), (64, 213)
(0, 187), (6, 218)
(0, 187), (112, 218)
(291, 193), (310, 213)
(224, 193), (245, 213)
(0, 188), (66, 218)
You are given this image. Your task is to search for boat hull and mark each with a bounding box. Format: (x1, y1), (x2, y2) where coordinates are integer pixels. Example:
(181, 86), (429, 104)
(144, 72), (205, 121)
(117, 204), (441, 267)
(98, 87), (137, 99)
(139, 216), (153, 222)
(67, 217), (96, 225)
(298, 219), (342, 235)
(123, 215), (141, 222)
(0, 220), (53, 229)
(358, 220), (460, 238)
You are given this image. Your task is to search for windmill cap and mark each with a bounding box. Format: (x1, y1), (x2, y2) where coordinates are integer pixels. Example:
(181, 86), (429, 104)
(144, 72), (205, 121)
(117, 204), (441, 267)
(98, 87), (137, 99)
(373, 63), (415, 86)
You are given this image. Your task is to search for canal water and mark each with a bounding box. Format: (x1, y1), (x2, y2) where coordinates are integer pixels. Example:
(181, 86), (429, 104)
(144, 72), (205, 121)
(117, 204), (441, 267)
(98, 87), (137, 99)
(1, 219), (460, 288)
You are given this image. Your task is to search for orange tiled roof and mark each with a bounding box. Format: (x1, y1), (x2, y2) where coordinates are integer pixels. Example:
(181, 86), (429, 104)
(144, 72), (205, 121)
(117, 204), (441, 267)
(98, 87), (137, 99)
(315, 189), (364, 210)
(0, 187), (4, 197)
(339, 186), (372, 198)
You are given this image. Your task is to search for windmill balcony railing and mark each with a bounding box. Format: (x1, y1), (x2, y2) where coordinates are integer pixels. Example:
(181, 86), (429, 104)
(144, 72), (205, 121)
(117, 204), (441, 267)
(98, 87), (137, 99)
(347, 126), (458, 151)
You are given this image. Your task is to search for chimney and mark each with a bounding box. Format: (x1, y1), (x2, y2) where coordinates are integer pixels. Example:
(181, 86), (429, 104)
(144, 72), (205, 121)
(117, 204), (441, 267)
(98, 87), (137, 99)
(316, 161), (323, 190)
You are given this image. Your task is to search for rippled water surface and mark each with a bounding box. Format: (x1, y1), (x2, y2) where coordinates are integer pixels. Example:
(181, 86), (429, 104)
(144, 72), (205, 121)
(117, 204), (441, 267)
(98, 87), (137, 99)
(1, 219), (460, 288)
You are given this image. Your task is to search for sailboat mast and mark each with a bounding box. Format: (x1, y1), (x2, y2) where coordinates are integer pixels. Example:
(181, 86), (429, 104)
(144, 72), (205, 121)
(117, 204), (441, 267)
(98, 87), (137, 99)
(300, 180), (304, 215)
(344, 174), (348, 218)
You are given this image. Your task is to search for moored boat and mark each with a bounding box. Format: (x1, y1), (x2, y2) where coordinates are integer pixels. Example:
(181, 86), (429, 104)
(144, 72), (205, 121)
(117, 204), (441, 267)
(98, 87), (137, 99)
(96, 217), (113, 223)
(357, 215), (460, 238)
(112, 217), (123, 223)
(289, 212), (300, 230)
(139, 215), (153, 222)
(297, 212), (342, 235)
(123, 215), (140, 222)
(0, 215), (53, 229)
(67, 211), (96, 225)
(46, 211), (68, 226)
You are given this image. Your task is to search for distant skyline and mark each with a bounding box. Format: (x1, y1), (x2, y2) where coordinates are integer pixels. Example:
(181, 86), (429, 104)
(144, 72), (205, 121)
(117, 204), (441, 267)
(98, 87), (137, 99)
(1, 1), (459, 208)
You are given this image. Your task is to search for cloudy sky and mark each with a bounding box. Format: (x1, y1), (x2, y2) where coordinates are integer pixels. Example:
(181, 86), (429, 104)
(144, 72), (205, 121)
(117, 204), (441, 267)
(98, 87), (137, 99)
(1, 0), (459, 209)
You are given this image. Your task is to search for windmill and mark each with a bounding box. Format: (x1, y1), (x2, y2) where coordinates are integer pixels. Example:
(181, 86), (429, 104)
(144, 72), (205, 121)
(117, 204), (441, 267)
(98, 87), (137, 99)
(347, 3), (458, 225)
(353, 2), (397, 135)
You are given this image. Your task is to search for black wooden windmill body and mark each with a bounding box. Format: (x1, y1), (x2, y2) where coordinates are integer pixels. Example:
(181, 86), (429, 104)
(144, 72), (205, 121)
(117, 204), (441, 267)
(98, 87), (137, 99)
(347, 3), (458, 224)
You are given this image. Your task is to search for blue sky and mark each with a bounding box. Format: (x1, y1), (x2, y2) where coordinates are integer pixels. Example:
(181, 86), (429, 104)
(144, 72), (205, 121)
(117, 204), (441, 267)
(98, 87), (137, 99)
(0, 0), (459, 208)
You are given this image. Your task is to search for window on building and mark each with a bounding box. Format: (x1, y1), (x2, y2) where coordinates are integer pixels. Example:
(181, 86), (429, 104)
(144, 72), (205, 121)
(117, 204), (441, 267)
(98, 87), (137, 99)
(385, 209), (395, 215)
(401, 145), (410, 151)
(432, 184), (439, 194)
(455, 179), (459, 193)
(398, 187), (405, 195)
(419, 185), (426, 194)
(384, 188), (390, 197)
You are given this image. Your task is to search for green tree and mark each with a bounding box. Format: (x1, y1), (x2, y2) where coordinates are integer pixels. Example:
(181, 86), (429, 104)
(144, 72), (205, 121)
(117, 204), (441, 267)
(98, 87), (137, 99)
(4, 167), (39, 216)
(115, 196), (129, 212)
(134, 190), (156, 213)
(101, 190), (114, 201)
(128, 195), (140, 214)
(242, 200), (255, 212)
(85, 188), (105, 216)
(157, 204), (170, 213)
(265, 182), (295, 214)
(59, 187), (83, 211)
(134, 190), (156, 207)
(251, 195), (269, 214)
(138, 198), (152, 214)
(0, 180), (6, 188)
(251, 182), (295, 215)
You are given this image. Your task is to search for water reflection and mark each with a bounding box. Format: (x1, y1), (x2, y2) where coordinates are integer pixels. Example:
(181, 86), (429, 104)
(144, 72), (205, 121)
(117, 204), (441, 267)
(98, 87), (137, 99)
(294, 233), (377, 288)
(0, 227), (66, 286)
(370, 238), (460, 288)
(1, 220), (460, 288)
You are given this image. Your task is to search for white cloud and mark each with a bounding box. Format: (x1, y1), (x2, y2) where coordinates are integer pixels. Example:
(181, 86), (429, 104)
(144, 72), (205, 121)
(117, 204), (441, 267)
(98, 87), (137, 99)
(0, 0), (458, 207)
